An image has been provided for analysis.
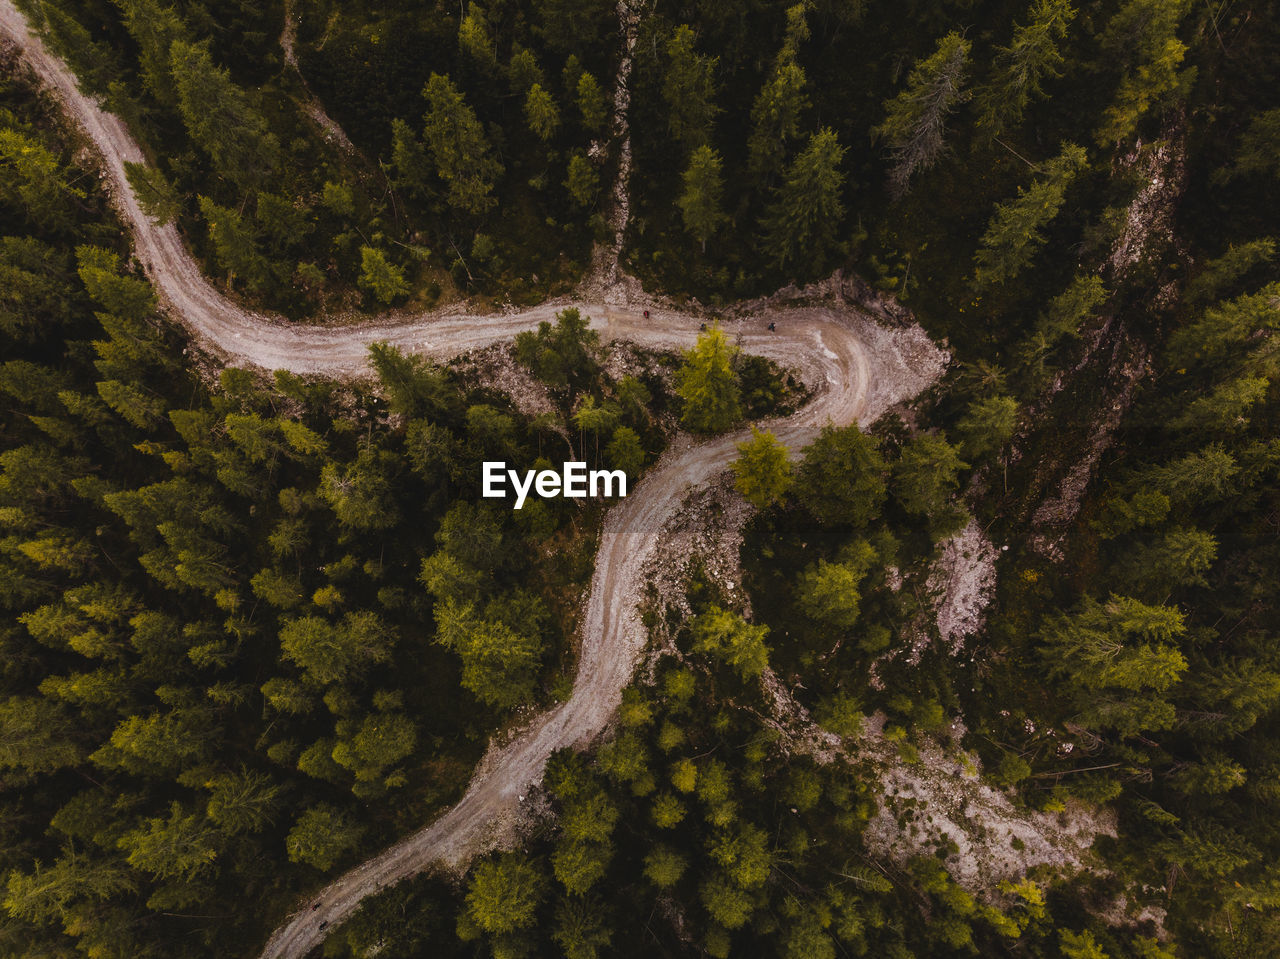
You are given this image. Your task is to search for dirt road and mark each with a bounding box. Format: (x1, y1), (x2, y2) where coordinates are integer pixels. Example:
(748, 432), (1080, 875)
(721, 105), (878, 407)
(0, 5), (945, 956)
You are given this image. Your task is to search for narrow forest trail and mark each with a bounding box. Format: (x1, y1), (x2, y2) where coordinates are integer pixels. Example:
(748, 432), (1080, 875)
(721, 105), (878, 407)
(0, 3), (950, 957)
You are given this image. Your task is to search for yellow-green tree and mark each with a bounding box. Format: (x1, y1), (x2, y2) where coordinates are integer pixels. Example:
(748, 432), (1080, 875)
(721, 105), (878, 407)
(731, 428), (792, 508)
(675, 326), (741, 433)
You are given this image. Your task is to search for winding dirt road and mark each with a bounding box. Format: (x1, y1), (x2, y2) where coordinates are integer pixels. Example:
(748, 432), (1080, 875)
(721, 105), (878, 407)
(0, 4), (945, 956)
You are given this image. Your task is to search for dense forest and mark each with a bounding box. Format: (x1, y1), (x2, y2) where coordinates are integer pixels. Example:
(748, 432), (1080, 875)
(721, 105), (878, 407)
(3, 0), (1280, 957)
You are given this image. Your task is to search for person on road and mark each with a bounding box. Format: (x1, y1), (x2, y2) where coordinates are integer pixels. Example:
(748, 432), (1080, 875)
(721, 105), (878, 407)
(768, 321), (776, 332)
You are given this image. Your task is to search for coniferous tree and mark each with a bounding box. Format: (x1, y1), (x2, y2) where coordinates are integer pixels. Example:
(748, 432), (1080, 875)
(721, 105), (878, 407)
(795, 424), (887, 527)
(675, 326), (741, 433)
(760, 128), (846, 273)
(678, 145), (728, 252)
(524, 84), (561, 142)
(731, 428), (792, 508)
(169, 40), (279, 192)
(746, 62), (809, 183)
(874, 32), (971, 198)
(972, 143), (1088, 290)
(975, 0), (1077, 138)
(421, 73), (503, 215)
(358, 247), (408, 304)
(662, 25), (720, 151)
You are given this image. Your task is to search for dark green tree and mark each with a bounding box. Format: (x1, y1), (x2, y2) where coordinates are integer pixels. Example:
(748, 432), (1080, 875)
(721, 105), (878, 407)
(760, 128), (846, 273)
(169, 40), (279, 192)
(874, 32), (971, 198)
(678, 145), (728, 252)
(421, 73), (503, 214)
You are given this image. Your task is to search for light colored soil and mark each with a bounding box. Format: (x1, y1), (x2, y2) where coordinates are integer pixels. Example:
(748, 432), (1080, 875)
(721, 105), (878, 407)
(279, 0), (362, 161)
(0, 4), (950, 956)
(862, 720), (1116, 891)
(929, 518), (999, 655)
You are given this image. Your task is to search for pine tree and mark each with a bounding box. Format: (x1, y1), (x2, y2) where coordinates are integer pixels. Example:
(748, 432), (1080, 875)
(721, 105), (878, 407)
(975, 0), (1077, 138)
(1039, 595), (1188, 737)
(678, 145), (728, 252)
(795, 424), (887, 526)
(457, 6), (497, 70)
(796, 545), (876, 630)
(956, 395), (1019, 459)
(1095, 0), (1194, 145)
(285, 804), (365, 870)
(318, 446), (400, 530)
(662, 25), (720, 150)
(421, 73), (503, 215)
(874, 32), (971, 198)
(689, 607), (770, 680)
(358, 246), (408, 304)
(576, 72), (609, 132)
(524, 83), (561, 141)
(169, 40), (279, 192)
(746, 61), (809, 182)
(434, 598), (544, 708)
(760, 128), (846, 273)
(1227, 109), (1280, 181)
(566, 152), (599, 208)
(124, 162), (181, 225)
(278, 611), (393, 687)
(972, 143), (1088, 290)
(675, 326), (741, 433)
(0, 129), (84, 233)
(732, 428), (792, 508)
(606, 426), (644, 477)
(464, 854), (546, 936)
(115, 0), (190, 107)
(893, 432), (968, 537)
(198, 196), (272, 291)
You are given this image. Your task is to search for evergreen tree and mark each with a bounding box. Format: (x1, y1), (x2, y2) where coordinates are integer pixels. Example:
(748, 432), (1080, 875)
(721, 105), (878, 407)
(795, 424), (887, 527)
(689, 607), (770, 680)
(285, 804), (365, 870)
(746, 62), (809, 182)
(874, 32), (971, 198)
(675, 326), (741, 433)
(115, 0), (190, 107)
(975, 0), (1077, 138)
(524, 84), (561, 142)
(198, 196), (272, 291)
(760, 128), (846, 273)
(464, 854), (546, 938)
(421, 73), (503, 215)
(358, 247), (408, 304)
(956, 395), (1019, 459)
(124, 162), (181, 226)
(576, 72), (609, 132)
(1227, 109), (1280, 181)
(893, 432), (968, 536)
(678, 145), (728, 252)
(732, 428), (792, 508)
(566, 152), (599, 208)
(662, 25), (720, 151)
(169, 40), (279, 192)
(796, 543), (876, 630)
(434, 597), (544, 709)
(0, 129), (83, 233)
(973, 143), (1088, 290)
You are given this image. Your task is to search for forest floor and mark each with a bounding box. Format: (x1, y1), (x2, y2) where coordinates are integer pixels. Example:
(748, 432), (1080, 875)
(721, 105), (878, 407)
(0, 2), (1115, 956)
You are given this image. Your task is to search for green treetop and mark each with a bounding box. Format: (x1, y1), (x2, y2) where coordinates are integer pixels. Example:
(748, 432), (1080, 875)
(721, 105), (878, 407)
(675, 325), (741, 433)
(732, 428), (792, 509)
